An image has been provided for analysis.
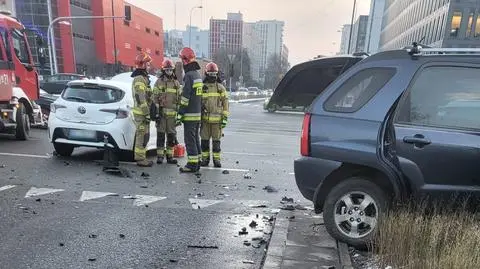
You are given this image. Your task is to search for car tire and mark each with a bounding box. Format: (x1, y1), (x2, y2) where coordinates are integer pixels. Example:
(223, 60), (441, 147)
(323, 177), (389, 250)
(15, 103), (30, 140)
(267, 105), (277, 113)
(53, 142), (74, 157)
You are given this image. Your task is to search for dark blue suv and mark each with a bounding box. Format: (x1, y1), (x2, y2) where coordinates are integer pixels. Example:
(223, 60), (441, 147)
(294, 45), (480, 248)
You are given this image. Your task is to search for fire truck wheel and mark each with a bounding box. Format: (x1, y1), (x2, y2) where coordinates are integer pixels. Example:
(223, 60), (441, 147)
(15, 103), (30, 140)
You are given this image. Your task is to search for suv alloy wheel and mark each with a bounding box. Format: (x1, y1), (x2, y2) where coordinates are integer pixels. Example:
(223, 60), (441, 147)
(322, 177), (389, 249)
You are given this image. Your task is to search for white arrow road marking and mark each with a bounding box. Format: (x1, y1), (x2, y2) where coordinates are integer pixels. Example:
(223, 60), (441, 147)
(79, 191), (118, 202)
(189, 198), (223, 209)
(0, 185), (16, 192)
(25, 187), (64, 198)
(132, 195), (166, 206)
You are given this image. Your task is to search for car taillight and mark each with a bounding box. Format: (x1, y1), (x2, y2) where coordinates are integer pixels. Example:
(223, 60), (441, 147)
(100, 108), (129, 119)
(300, 113), (311, 156)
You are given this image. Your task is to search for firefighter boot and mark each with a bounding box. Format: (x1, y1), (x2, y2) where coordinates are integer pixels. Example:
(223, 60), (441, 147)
(213, 160), (221, 168)
(137, 159), (153, 167)
(166, 156), (178, 164)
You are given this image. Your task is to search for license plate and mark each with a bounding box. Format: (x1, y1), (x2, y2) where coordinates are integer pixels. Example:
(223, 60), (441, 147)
(69, 130), (96, 140)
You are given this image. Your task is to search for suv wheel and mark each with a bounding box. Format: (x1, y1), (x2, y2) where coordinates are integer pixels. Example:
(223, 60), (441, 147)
(267, 105), (277, 113)
(323, 177), (388, 249)
(53, 142), (74, 157)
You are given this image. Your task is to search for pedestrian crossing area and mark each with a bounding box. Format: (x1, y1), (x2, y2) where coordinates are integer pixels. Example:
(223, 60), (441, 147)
(0, 184), (281, 213)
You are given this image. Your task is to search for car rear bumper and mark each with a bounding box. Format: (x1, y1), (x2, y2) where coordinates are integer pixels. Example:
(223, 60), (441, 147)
(294, 156), (342, 202)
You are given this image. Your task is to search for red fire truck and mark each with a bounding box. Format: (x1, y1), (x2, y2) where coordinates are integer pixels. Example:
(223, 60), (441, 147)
(0, 11), (44, 140)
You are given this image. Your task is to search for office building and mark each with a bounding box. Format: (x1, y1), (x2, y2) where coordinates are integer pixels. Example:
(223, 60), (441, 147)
(209, 12), (243, 57)
(339, 24), (351, 54)
(365, 0), (385, 53)
(183, 26), (209, 58)
(350, 15), (369, 53)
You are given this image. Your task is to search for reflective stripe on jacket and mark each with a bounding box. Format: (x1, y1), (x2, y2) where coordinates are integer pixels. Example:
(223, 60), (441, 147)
(153, 77), (181, 118)
(201, 82), (229, 123)
(132, 75), (151, 116)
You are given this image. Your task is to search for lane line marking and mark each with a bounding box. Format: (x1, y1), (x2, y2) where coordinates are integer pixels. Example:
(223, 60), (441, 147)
(289, 173), (295, 175)
(0, 185), (16, 192)
(133, 195), (167, 206)
(0, 152), (51, 159)
(189, 198), (223, 209)
(201, 167), (249, 172)
(79, 191), (118, 202)
(247, 141), (287, 147)
(25, 187), (64, 198)
(223, 151), (269, 157)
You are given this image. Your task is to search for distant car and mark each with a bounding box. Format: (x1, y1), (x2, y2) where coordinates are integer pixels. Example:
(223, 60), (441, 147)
(264, 55), (366, 113)
(48, 79), (157, 157)
(231, 87), (249, 98)
(110, 72), (158, 88)
(40, 73), (88, 96)
(294, 45), (480, 249)
(247, 87), (259, 96)
(35, 88), (59, 123)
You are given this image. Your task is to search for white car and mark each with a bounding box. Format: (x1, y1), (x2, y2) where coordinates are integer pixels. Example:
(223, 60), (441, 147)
(48, 79), (157, 157)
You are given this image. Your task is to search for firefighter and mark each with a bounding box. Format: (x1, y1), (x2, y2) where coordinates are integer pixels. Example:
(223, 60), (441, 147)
(177, 47), (203, 173)
(131, 51), (154, 167)
(200, 62), (229, 168)
(153, 59), (181, 165)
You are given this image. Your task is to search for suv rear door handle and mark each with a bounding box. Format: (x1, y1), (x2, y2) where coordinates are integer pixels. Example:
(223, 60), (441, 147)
(403, 134), (431, 146)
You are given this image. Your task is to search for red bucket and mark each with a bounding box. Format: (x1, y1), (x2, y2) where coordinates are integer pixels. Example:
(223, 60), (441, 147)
(173, 144), (185, 158)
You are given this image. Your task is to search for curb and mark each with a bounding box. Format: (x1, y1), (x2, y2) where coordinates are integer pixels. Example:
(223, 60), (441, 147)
(338, 242), (354, 269)
(262, 210), (291, 269)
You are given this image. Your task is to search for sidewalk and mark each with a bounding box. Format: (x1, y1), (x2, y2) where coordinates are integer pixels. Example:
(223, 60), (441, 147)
(263, 209), (353, 269)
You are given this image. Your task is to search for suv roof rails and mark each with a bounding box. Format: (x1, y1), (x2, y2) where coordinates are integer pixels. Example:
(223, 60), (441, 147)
(406, 42), (480, 58)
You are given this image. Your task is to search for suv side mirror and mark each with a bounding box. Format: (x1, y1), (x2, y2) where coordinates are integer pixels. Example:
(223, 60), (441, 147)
(124, 6), (131, 21)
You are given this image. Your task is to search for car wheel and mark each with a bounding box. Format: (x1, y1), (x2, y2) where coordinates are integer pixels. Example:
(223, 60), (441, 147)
(267, 105), (277, 113)
(53, 142), (74, 157)
(323, 177), (388, 250)
(15, 103), (30, 140)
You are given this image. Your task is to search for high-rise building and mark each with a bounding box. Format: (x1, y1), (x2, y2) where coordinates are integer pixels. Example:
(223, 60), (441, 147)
(164, 30), (184, 57)
(350, 15), (369, 53)
(281, 44), (289, 67)
(365, 0), (385, 54)
(183, 26), (209, 59)
(0, 0), (16, 16)
(339, 24), (352, 54)
(209, 12), (243, 58)
(255, 20), (284, 84)
(14, 0), (164, 76)
(379, 0), (480, 50)
(243, 22), (261, 82)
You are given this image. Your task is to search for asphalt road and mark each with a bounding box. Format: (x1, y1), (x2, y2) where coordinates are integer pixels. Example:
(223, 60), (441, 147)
(0, 101), (307, 269)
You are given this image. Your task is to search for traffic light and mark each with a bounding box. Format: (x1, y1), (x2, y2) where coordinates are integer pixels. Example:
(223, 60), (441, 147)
(124, 5), (131, 21)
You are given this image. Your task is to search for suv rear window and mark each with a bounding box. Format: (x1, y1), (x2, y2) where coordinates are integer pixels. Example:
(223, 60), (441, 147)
(62, 85), (125, 104)
(324, 67), (396, 113)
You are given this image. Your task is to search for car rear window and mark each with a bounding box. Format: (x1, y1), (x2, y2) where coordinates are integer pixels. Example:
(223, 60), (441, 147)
(62, 85), (125, 104)
(323, 67), (396, 113)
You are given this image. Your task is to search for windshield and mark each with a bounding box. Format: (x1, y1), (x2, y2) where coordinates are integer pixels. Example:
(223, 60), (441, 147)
(61, 85), (124, 104)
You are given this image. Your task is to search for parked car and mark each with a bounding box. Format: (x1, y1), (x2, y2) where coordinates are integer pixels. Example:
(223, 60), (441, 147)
(294, 45), (480, 249)
(231, 87), (249, 98)
(247, 87), (260, 96)
(48, 79), (157, 157)
(40, 73), (88, 96)
(264, 54), (366, 113)
(36, 88), (59, 124)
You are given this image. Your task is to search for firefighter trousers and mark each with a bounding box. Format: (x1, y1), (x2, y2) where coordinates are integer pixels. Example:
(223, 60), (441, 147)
(200, 122), (222, 161)
(133, 115), (150, 161)
(183, 121), (201, 168)
(156, 116), (177, 158)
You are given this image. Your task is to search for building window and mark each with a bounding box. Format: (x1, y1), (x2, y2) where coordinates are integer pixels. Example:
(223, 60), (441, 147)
(146, 27), (151, 34)
(70, 0), (91, 11)
(73, 32), (94, 41)
(124, 20), (130, 26)
(136, 46), (142, 51)
(450, 11), (462, 37)
(466, 12), (474, 37)
(154, 31), (160, 36)
(155, 50), (160, 56)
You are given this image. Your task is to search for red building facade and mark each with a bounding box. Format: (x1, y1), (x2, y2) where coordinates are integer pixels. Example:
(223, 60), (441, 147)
(55, 0), (163, 75)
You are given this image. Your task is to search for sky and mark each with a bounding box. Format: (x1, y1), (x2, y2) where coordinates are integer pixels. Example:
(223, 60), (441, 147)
(130, 0), (371, 66)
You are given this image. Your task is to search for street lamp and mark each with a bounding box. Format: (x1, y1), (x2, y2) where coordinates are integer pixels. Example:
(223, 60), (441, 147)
(189, 5), (203, 47)
(47, 19), (71, 75)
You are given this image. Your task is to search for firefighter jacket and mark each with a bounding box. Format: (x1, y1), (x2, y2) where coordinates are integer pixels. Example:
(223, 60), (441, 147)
(153, 76), (181, 118)
(201, 82), (229, 123)
(178, 62), (203, 122)
(131, 70), (152, 117)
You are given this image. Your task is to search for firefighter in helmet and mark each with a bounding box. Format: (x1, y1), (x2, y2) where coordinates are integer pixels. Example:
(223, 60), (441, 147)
(177, 47), (203, 173)
(200, 62), (229, 168)
(131, 51), (154, 167)
(152, 59), (182, 164)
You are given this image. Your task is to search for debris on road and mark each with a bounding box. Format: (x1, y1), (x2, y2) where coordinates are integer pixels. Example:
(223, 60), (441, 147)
(295, 204), (307, 210)
(243, 241), (251, 246)
(35, 198), (41, 202)
(187, 245), (219, 249)
(140, 185), (148, 189)
(140, 172), (150, 178)
(0, 164), (5, 168)
(281, 196), (294, 203)
(169, 259), (178, 263)
(287, 215), (295, 220)
(88, 258), (96, 262)
(263, 185), (278, 193)
(59, 243), (64, 247)
(243, 173), (252, 179)
(88, 234), (97, 239)
(242, 260), (255, 264)
(103, 167), (132, 178)
(249, 220), (258, 228)
(254, 169), (258, 172)
(64, 161), (70, 166)
(281, 205), (296, 211)
(239, 227), (248, 235)
(222, 170), (230, 174)
(195, 193), (204, 198)
(119, 234), (125, 239)
(236, 161), (239, 164)
(249, 204), (267, 208)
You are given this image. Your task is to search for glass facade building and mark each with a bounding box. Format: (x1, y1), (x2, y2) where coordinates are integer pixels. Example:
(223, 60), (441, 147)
(380, 0), (480, 50)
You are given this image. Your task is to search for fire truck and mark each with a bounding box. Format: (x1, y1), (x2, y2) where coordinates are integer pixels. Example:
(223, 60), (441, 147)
(0, 11), (44, 140)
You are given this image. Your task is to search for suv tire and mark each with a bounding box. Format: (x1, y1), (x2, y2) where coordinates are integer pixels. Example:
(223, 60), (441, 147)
(323, 177), (388, 249)
(53, 142), (74, 157)
(267, 105), (277, 113)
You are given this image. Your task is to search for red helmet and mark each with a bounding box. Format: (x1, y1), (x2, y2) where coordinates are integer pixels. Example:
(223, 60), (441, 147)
(179, 47), (196, 65)
(135, 51), (152, 69)
(205, 62), (219, 73)
(162, 59), (175, 70)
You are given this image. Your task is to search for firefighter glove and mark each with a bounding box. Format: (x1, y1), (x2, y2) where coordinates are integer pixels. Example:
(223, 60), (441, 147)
(221, 117), (228, 129)
(176, 113), (183, 126)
